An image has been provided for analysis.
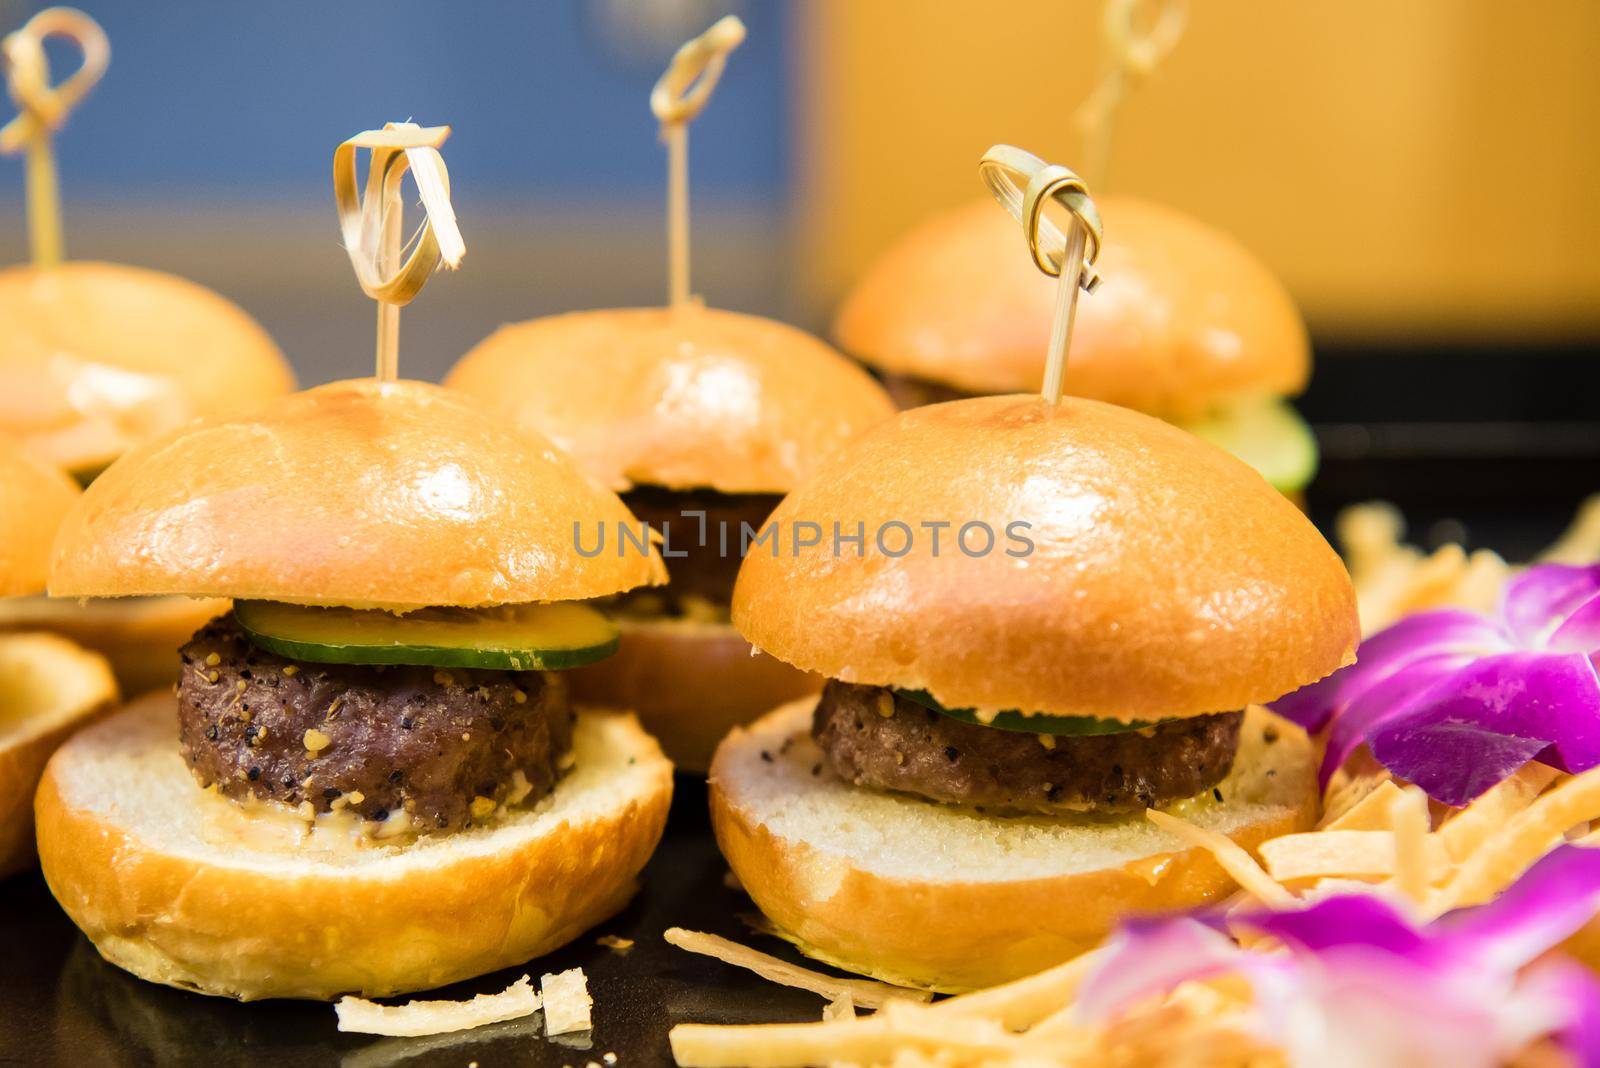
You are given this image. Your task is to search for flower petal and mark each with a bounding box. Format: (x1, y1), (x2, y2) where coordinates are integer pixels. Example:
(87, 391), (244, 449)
(1072, 917), (1242, 1024)
(1273, 610), (1504, 732)
(1550, 591), (1600, 654)
(1284, 952), (1509, 1068)
(1233, 895), (1431, 959)
(1081, 853), (1600, 1066)
(1370, 651), (1600, 805)
(1525, 959), (1600, 1068)
(1318, 652), (1475, 789)
(1504, 564), (1600, 648)
(1439, 845), (1600, 972)
(1370, 725), (1549, 808)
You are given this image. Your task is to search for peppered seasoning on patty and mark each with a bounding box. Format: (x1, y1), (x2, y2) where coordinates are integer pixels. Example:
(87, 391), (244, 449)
(176, 616), (572, 830)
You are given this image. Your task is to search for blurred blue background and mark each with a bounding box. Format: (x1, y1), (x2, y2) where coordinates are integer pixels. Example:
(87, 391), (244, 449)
(15, 0), (790, 203)
(0, 0), (795, 384)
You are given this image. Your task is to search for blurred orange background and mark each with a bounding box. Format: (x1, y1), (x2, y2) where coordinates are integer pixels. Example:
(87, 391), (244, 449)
(792, 0), (1600, 343)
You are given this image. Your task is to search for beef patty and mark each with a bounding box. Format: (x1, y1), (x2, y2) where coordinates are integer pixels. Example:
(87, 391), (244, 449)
(606, 486), (782, 615)
(812, 681), (1243, 813)
(177, 616), (572, 830)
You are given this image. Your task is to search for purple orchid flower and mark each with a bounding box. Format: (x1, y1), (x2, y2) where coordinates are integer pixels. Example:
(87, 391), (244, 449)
(1077, 845), (1600, 1068)
(1271, 562), (1600, 806)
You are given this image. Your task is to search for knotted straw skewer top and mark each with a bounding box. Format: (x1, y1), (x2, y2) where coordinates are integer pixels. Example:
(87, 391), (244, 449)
(650, 14), (746, 125)
(1, 6), (109, 268)
(1075, 0), (1186, 189)
(333, 122), (465, 381)
(978, 146), (1104, 406)
(650, 15), (746, 309)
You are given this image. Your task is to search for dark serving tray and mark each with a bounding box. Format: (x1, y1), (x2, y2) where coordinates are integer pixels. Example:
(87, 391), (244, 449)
(0, 776), (831, 1067)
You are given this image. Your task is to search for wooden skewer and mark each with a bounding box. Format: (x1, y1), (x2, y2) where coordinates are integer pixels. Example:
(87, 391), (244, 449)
(332, 122), (465, 382)
(1076, 0), (1187, 190)
(663, 122), (690, 309)
(0, 7), (110, 269)
(376, 179), (403, 383)
(1042, 220), (1091, 405)
(978, 145), (1104, 406)
(650, 15), (746, 310)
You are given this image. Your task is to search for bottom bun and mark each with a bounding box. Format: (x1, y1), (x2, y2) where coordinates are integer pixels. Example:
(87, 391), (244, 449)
(0, 595), (226, 697)
(0, 632), (117, 878)
(710, 700), (1316, 992)
(36, 692), (673, 1000)
(566, 617), (821, 772)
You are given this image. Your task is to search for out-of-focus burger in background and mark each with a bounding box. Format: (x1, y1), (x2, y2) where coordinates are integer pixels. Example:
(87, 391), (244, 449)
(0, 433), (115, 879)
(0, 263), (292, 482)
(714, 395), (1358, 990)
(35, 378), (674, 1000)
(832, 195), (1318, 498)
(446, 13), (896, 772)
(1, 0), (294, 707)
(447, 305), (894, 771)
(0, 263), (294, 695)
(0, 9), (296, 696)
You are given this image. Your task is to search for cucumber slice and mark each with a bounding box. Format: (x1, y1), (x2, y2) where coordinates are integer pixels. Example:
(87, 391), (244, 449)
(234, 601), (619, 671)
(1178, 398), (1318, 494)
(894, 689), (1163, 736)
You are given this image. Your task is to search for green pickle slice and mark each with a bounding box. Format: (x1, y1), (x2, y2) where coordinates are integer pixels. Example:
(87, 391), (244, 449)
(894, 689), (1164, 736)
(1179, 398), (1318, 494)
(234, 600), (619, 671)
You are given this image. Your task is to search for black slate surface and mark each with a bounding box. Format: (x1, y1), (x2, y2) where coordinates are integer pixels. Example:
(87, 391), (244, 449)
(0, 776), (828, 1068)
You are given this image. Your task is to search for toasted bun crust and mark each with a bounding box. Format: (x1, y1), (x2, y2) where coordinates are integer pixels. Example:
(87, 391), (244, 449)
(566, 617), (822, 772)
(0, 436), (78, 596)
(733, 396), (1357, 721)
(0, 262), (293, 475)
(49, 379), (666, 609)
(0, 632), (117, 878)
(834, 197), (1309, 418)
(35, 693), (673, 1000)
(711, 700), (1315, 991)
(0, 595), (227, 697)
(446, 305), (895, 493)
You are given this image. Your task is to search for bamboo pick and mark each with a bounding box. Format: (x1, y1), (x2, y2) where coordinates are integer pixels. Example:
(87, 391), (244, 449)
(1043, 222), (1090, 404)
(1075, 0), (1187, 190)
(0, 7), (109, 269)
(332, 123), (465, 382)
(377, 177), (403, 382)
(650, 15), (746, 310)
(978, 145), (1104, 406)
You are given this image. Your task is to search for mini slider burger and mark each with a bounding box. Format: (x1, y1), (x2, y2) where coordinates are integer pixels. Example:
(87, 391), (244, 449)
(30, 124), (673, 1000)
(0, 9), (294, 693)
(833, 197), (1316, 497)
(711, 149), (1358, 991)
(829, 8), (1315, 499)
(0, 434), (115, 878)
(446, 16), (894, 771)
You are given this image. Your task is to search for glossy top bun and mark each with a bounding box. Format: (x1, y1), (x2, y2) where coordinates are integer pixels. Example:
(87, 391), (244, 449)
(446, 304), (894, 493)
(50, 379), (665, 610)
(833, 197), (1308, 419)
(0, 262), (294, 475)
(0, 436), (78, 597)
(732, 395), (1357, 721)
